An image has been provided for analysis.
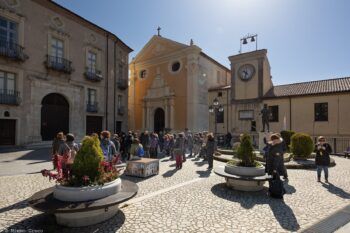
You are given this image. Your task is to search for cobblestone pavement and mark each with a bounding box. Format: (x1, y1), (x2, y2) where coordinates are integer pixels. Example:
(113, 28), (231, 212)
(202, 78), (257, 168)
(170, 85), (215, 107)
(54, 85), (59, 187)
(0, 155), (349, 233)
(0, 149), (52, 176)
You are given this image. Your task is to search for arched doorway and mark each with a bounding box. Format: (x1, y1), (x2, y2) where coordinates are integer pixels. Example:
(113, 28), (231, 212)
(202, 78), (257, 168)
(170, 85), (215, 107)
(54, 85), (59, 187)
(41, 93), (69, 141)
(154, 108), (165, 133)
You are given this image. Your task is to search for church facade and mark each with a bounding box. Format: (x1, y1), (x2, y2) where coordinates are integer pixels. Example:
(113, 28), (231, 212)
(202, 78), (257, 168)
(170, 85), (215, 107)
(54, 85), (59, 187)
(128, 36), (230, 133)
(209, 49), (350, 152)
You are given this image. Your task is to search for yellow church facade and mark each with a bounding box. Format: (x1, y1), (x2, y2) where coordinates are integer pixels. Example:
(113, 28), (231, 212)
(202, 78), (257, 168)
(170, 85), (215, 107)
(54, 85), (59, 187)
(128, 36), (230, 133)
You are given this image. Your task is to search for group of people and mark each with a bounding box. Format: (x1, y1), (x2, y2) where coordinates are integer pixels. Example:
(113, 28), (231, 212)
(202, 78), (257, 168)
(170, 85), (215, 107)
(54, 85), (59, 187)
(51, 129), (218, 170)
(120, 129), (217, 170)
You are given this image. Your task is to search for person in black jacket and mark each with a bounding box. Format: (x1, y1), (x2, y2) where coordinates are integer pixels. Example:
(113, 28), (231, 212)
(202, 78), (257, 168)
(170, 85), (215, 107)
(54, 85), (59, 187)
(315, 136), (332, 183)
(266, 134), (288, 180)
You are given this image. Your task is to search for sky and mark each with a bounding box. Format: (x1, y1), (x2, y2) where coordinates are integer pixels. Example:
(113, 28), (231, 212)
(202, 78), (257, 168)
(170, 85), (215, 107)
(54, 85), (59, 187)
(54, 0), (350, 85)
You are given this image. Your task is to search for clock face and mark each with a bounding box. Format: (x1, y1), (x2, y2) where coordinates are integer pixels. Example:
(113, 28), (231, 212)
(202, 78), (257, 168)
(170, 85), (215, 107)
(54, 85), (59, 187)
(238, 64), (255, 81)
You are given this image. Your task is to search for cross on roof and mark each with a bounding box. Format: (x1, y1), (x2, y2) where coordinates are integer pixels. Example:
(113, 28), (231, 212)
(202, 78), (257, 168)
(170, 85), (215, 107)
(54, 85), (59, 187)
(157, 26), (161, 36)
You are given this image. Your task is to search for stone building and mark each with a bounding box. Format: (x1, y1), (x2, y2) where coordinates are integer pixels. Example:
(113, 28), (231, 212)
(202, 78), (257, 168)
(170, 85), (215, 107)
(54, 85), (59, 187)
(128, 35), (230, 133)
(209, 49), (350, 152)
(0, 0), (132, 146)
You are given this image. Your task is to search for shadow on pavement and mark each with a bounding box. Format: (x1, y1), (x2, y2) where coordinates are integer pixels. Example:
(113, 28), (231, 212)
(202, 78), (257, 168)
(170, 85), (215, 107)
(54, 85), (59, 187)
(211, 183), (300, 231)
(0, 199), (27, 214)
(162, 168), (178, 178)
(0, 148), (51, 162)
(3, 210), (126, 233)
(196, 170), (211, 178)
(322, 182), (350, 199)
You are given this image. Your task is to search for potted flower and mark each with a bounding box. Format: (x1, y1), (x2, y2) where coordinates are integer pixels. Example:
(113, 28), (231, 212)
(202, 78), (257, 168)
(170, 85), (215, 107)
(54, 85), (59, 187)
(41, 135), (121, 202)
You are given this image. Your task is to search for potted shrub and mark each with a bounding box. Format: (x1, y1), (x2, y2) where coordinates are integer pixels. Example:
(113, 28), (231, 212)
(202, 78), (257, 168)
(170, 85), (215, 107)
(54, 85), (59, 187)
(41, 135), (121, 202)
(224, 134), (265, 177)
(290, 133), (314, 160)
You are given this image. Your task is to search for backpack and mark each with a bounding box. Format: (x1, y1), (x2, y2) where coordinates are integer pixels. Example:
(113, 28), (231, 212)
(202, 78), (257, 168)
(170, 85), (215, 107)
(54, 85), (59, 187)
(137, 146), (144, 157)
(269, 172), (286, 199)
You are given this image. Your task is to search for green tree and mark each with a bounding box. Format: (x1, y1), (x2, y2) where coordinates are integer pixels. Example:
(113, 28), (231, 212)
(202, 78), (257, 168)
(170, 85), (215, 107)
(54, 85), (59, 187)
(71, 135), (104, 186)
(290, 133), (314, 158)
(280, 130), (295, 152)
(237, 134), (256, 167)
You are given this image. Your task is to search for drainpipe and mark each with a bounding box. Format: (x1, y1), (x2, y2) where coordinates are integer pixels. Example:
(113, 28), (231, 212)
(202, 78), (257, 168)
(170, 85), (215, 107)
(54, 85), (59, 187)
(105, 34), (109, 130)
(226, 88), (229, 134)
(113, 41), (116, 133)
(289, 97), (292, 130)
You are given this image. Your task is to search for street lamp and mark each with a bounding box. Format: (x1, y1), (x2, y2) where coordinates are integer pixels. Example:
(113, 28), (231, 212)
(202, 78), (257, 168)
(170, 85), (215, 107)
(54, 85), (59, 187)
(209, 98), (224, 138)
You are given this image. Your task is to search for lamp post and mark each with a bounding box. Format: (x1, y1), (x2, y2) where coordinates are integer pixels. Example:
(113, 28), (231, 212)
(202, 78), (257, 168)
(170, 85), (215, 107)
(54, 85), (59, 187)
(209, 97), (224, 139)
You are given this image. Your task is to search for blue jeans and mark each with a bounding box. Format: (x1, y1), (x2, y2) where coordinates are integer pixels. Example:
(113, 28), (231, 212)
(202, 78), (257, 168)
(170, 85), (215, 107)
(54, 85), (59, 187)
(317, 165), (329, 179)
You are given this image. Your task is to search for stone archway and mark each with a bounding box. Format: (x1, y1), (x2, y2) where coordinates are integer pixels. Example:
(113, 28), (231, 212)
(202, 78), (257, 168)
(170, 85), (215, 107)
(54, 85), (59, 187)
(41, 93), (69, 141)
(154, 108), (165, 133)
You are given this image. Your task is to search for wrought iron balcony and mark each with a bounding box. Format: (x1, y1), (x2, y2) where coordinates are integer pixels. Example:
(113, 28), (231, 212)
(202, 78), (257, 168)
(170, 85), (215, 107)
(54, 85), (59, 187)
(84, 67), (103, 82)
(86, 101), (98, 113)
(0, 39), (28, 61)
(117, 79), (128, 90)
(118, 106), (125, 116)
(45, 55), (73, 74)
(0, 89), (21, 105)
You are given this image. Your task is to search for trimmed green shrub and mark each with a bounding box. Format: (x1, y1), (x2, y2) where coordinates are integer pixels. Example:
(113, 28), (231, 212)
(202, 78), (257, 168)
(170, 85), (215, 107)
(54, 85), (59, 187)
(290, 133), (314, 158)
(280, 130), (295, 151)
(236, 134), (256, 167)
(71, 135), (104, 185)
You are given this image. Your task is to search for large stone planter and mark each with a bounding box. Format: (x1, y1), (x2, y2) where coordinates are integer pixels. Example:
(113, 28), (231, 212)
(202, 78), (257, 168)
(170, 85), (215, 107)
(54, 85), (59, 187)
(54, 178), (122, 202)
(224, 164), (265, 177)
(217, 163), (269, 191)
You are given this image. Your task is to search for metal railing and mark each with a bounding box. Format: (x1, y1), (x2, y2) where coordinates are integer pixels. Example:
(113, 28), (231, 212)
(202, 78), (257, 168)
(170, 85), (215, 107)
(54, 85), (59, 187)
(45, 55), (73, 74)
(117, 106), (125, 115)
(117, 79), (128, 90)
(84, 67), (103, 81)
(0, 39), (27, 61)
(312, 136), (350, 155)
(86, 101), (98, 113)
(0, 89), (21, 105)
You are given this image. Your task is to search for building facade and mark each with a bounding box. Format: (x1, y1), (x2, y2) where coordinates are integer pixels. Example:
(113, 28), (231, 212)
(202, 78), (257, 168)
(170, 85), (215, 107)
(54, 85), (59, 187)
(0, 0), (132, 146)
(128, 35), (230, 133)
(209, 49), (350, 151)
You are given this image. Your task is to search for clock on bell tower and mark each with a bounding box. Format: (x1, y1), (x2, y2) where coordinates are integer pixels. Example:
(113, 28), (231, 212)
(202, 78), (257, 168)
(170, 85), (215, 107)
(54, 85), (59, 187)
(228, 49), (273, 102)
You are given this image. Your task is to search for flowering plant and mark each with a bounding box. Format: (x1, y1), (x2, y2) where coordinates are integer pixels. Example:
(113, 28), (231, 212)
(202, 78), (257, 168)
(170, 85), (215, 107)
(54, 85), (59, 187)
(41, 136), (120, 187)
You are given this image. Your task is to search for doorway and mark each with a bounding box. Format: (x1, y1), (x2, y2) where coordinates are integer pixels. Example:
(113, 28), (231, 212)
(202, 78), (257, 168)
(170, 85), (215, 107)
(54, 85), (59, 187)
(41, 93), (69, 141)
(0, 119), (16, 145)
(154, 108), (165, 133)
(86, 116), (103, 135)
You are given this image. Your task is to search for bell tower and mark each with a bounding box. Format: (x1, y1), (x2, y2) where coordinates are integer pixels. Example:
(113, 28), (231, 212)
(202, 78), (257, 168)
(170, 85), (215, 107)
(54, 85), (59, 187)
(229, 49), (272, 103)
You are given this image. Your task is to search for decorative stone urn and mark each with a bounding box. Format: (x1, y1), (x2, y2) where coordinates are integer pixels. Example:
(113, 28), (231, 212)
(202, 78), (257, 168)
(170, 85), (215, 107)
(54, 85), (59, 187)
(54, 178), (122, 202)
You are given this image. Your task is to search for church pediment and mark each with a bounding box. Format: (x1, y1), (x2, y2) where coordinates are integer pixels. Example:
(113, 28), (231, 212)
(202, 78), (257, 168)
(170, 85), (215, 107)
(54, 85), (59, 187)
(134, 36), (189, 63)
(144, 75), (175, 100)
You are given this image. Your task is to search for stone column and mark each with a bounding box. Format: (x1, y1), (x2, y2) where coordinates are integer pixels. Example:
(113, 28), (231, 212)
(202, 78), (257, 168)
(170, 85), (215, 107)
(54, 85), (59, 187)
(170, 99), (175, 130)
(164, 99), (169, 128)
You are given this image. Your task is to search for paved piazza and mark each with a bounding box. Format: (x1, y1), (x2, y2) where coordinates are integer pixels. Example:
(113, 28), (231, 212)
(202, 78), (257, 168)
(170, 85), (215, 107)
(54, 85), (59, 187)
(0, 152), (349, 233)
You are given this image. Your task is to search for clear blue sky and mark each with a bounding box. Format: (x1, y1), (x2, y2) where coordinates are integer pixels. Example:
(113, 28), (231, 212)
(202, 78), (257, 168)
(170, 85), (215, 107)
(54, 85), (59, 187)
(55, 0), (349, 85)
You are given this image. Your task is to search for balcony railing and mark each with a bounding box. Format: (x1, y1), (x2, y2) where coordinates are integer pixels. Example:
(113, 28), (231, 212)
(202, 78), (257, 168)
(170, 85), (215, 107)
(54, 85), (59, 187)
(118, 106), (125, 116)
(86, 101), (98, 113)
(117, 79), (128, 90)
(45, 55), (73, 74)
(0, 89), (21, 105)
(0, 39), (28, 61)
(84, 67), (103, 82)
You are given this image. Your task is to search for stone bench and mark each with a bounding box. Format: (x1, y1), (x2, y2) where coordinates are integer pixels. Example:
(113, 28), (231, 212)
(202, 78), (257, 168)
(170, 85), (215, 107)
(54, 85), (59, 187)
(125, 158), (159, 178)
(27, 180), (138, 227)
(214, 165), (272, 191)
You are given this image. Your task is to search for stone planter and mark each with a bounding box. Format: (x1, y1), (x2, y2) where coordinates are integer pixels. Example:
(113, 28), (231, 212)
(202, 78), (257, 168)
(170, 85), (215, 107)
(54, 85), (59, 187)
(224, 164), (265, 177)
(54, 178), (122, 202)
(219, 163), (268, 191)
